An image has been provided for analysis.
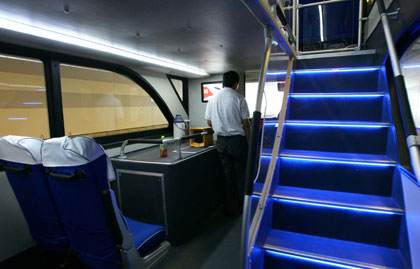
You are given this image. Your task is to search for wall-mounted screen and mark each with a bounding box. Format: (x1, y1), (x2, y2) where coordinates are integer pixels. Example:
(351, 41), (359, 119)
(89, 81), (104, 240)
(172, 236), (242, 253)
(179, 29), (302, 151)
(201, 81), (223, 102)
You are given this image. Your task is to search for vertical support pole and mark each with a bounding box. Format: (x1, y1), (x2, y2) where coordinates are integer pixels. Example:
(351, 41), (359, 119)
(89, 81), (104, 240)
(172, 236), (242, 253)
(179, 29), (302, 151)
(44, 59), (65, 137)
(240, 25), (272, 269)
(296, 0), (300, 52)
(176, 139), (182, 159)
(293, 0), (297, 48)
(377, 0), (420, 180)
(357, 0), (363, 49)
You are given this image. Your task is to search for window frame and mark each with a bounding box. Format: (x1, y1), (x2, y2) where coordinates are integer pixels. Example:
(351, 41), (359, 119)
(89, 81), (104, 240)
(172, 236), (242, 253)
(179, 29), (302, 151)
(167, 74), (189, 114)
(0, 42), (173, 146)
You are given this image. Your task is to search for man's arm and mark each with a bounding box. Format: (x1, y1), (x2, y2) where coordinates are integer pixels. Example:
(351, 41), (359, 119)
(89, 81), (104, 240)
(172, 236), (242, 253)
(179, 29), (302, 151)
(207, 120), (212, 128)
(242, 118), (250, 144)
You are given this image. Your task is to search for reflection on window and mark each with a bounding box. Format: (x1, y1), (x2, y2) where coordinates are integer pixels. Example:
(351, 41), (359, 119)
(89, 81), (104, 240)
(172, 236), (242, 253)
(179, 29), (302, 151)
(170, 78), (183, 101)
(60, 64), (168, 138)
(401, 37), (420, 132)
(245, 81), (285, 119)
(0, 54), (50, 138)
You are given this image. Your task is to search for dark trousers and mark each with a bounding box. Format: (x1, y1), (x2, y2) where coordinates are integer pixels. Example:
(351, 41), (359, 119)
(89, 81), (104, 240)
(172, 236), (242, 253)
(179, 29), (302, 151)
(216, 135), (248, 212)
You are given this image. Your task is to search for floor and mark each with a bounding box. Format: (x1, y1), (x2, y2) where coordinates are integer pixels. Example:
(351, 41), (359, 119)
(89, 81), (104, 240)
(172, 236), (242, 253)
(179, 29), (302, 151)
(156, 213), (242, 269)
(0, 212), (242, 269)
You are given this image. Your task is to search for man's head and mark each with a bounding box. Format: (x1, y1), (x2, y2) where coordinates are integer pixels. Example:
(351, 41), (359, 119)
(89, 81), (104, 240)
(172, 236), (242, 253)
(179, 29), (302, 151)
(223, 71), (240, 90)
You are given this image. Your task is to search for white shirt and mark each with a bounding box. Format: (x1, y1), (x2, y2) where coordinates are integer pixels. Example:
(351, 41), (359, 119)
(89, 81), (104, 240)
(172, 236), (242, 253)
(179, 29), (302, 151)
(205, 87), (250, 136)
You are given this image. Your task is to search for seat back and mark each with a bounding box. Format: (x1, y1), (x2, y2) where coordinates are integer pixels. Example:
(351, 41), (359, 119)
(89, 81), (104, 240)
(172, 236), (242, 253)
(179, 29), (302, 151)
(42, 136), (121, 269)
(0, 135), (69, 254)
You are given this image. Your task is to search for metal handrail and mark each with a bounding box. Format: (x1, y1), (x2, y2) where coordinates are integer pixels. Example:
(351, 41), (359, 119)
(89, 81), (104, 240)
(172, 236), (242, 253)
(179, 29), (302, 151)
(247, 58), (294, 259)
(284, 0), (364, 52)
(240, 25), (273, 269)
(284, 0), (357, 10)
(257, 0), (297, 56)
(376, 0), (420, 181)
(119, 131), (213, 159)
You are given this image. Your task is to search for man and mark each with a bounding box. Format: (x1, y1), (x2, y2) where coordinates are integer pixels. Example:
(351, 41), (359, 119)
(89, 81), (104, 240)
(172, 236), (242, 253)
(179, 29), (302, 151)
(205, 71), (250, 214)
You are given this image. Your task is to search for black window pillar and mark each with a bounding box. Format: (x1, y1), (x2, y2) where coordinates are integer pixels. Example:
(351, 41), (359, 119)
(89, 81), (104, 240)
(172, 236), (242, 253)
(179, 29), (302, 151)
(44, 59), (65, 137)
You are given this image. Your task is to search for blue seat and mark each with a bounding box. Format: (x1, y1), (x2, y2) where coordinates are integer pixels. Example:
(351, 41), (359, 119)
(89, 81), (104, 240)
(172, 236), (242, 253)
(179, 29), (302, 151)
(41, 136), (169, 269)
(0, 135), (69, 254)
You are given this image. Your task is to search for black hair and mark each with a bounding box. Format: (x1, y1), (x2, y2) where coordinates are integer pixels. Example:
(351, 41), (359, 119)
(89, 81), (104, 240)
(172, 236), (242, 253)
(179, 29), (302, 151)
(223, 71), (240, 88)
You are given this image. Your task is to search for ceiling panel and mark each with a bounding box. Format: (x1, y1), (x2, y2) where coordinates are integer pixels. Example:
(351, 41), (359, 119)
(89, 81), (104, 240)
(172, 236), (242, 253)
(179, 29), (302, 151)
(0, 0), (267, 76)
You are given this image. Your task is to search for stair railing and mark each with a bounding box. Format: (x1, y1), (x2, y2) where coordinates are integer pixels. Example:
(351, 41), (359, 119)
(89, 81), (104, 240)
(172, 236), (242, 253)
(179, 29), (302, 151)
(240, 1), (297, 267)
(244, 56), (294, 268)
(376, 0), (420, 181)
(239, 0), (301, 267)
(283, 0), (364, 53)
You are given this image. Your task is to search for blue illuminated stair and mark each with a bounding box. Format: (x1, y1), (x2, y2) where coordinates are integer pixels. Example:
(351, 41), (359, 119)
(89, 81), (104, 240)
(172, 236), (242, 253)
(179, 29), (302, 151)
(253, 67), (411, 268)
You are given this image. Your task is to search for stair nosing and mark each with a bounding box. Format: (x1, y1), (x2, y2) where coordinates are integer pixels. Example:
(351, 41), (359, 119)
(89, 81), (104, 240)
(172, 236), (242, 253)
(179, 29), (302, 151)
(277, 150), (397, 165)
(285, 120), (391, 127)
(272, 193), (403, 214)
(289, 92), (386, 97)
(260, 150), (397, 165)
(264, 242), (391, 269)
(252, 184), (403, 214)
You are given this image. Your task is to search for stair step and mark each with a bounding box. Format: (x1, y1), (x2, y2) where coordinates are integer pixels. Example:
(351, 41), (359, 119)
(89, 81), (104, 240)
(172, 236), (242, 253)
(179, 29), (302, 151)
(270, 193), (402, 248)
(272, 186), (402, 214)
(293, 68), (380, 93)
(263, 230), (408, 269)
(288, 93), (387, 122)
(284, 123), (390, 155)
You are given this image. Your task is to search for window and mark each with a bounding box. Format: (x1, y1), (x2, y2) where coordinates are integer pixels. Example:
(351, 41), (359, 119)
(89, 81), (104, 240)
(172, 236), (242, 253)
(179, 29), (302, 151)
(60, 64), (168, 138)
(0, 54), (50, 138)
(245, 71), (285, 119)
(170, 78), (183, 101)
(168, 75), (188, 114)
(401, 37), (420, 131)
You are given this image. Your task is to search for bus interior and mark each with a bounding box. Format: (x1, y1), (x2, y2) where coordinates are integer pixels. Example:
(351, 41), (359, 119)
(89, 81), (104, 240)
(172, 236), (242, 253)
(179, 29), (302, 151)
(0, 0), (420, 268)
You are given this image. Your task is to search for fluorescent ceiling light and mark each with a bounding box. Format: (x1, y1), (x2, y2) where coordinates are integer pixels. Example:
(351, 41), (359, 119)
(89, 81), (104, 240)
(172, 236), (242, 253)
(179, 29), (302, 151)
(23, 102), (43, 105)
(403, 65), (420, 69)
(8, 117), (28, 120)
(0, 17), (208, 76)
(319, 5), (324, 42)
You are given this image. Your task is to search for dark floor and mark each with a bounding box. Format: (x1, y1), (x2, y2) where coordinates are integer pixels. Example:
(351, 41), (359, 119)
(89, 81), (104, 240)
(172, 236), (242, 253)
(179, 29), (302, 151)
(155, 213), (242, 269)
(0, 212), (242, 269)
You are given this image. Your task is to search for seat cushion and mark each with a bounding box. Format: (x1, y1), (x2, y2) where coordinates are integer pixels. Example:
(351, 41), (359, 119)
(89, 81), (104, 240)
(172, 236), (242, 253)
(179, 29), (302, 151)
(125, 217), (166, 256)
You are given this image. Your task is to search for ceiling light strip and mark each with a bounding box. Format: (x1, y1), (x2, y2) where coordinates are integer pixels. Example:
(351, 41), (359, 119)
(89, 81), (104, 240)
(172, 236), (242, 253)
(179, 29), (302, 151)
(0, 17), (208, 76)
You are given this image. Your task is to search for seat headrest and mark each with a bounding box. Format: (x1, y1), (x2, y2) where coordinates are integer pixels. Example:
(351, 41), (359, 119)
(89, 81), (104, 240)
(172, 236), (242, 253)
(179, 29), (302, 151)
(42, 136), (115, 180)
(0, 135), (43, 165)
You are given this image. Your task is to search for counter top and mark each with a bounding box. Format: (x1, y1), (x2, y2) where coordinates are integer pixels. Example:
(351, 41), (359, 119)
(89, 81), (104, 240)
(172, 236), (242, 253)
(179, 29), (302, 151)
(112, 141), (216, 165)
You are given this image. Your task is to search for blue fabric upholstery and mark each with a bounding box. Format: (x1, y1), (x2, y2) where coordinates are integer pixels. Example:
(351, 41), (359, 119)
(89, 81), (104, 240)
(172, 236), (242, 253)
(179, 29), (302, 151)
(47, 155), (121, 269)
(44, 138), (167, 269)
(125, 217), (166, 256)
(0, 160), (69, 254)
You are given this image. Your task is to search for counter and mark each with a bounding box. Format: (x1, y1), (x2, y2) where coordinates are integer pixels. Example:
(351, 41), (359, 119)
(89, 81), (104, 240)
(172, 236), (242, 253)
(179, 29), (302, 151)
(111, 142), (224, 245)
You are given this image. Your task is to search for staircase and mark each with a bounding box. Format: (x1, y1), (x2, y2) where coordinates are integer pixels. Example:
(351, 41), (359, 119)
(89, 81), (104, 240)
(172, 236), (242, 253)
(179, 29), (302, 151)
(251, 66), (411, 268)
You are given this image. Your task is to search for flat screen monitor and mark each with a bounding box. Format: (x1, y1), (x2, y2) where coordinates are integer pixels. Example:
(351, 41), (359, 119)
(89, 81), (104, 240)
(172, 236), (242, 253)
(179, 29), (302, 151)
(201, 81), (223, 102)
